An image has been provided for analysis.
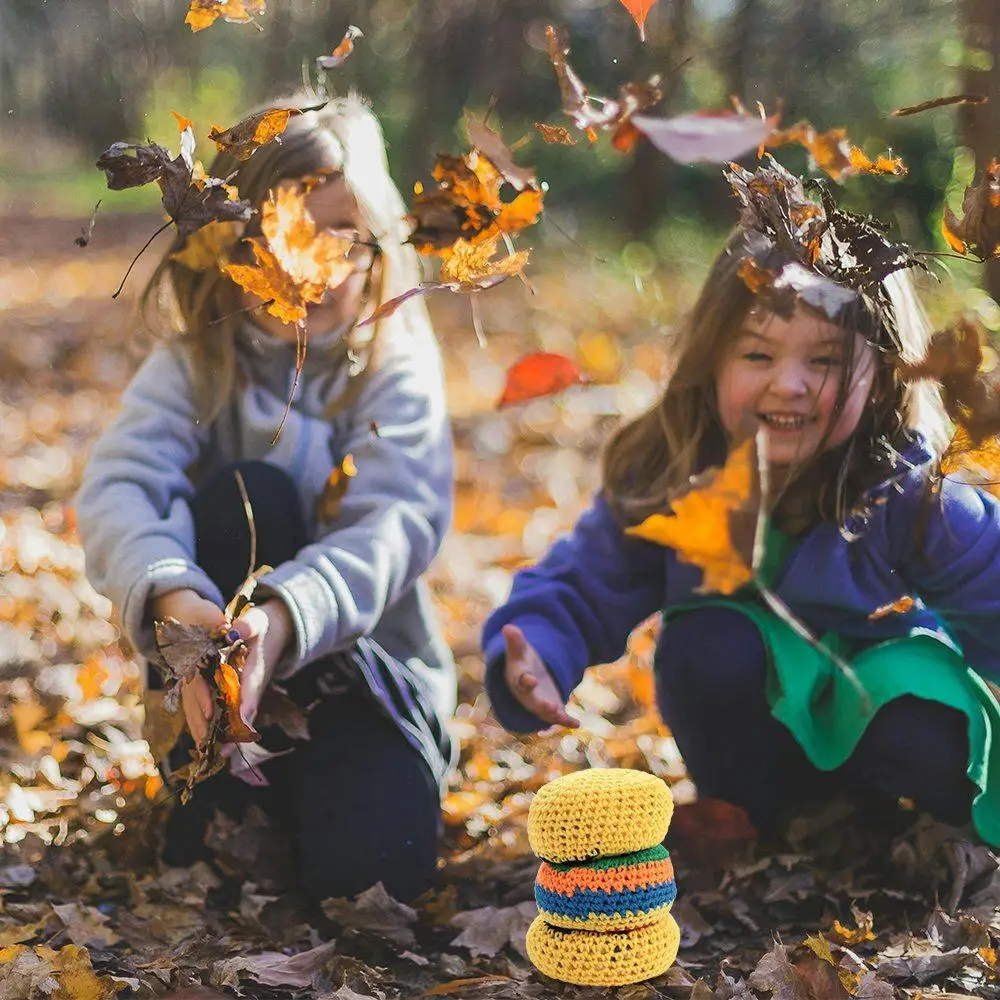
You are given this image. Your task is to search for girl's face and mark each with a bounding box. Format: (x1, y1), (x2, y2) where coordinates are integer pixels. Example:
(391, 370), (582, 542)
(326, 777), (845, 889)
(247, 175), (375, 342)
(714, 306), (876, 466)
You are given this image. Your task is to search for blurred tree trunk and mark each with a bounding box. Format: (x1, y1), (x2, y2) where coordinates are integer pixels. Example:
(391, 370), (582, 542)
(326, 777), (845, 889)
(960, 0), (1000, 300)
(724, 0), (760, 100)
(622, 0), (691, 238)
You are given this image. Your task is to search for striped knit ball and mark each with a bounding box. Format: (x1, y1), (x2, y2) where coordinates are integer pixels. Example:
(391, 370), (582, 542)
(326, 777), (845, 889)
(534, 844), (676, 931)
(526, 912), (681, 987)
(528, 768), (674, 863)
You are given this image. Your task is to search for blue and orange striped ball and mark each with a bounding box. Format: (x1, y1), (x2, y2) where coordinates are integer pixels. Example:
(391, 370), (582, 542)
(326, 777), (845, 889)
(534, 844), (676, 931)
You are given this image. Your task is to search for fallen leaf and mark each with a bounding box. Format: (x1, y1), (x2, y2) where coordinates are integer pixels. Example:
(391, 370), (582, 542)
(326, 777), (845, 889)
(317, 25), (364, 69)
(626, 437), (757, 595)
(421, 977), (513, 997)
(185, 0), (265, 32)
(748, 943), (812, 1000)
(497, 352), (585, 408)
(321, 883), (418, 946)
(211, 939), (339, 989)
(619, 0), (658, 40)
(449, 901), (537, 959)
(51, 904), (120, 949)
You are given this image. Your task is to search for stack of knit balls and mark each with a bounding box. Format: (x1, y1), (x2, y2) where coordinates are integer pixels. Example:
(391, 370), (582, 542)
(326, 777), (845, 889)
(525, 768), (679, 987)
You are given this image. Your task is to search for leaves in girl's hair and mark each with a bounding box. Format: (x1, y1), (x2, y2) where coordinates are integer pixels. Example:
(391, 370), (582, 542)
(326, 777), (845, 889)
(74, 200), (101, 248)
(941, 427), (1000, 498)
(766, 120), (906, 181)
(896, 316), (1000, 444)
(534, 122), (577, 146)
(627, 437), (757, 595)
(185, 0), (265, 32)
(208, 103), (327, 161)
(868, 595), (916, 621)
(618, 0), (659, 41)
(941, 159), (1000, 260)
(633, 108), (778, 165)
(497, 352), (585, 408)
(408, 129), (544, 254)
(170, 220), (245, 271)
(316, 454), (358, 522)
(316, 25), (364, 70)
(738, 256), (857, 322)
(545, 25), (663, 150)
(892, 93), (987, 117)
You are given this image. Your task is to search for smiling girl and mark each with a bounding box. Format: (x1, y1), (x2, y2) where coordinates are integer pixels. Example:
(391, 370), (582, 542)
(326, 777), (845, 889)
(481, 212), (1000, 846)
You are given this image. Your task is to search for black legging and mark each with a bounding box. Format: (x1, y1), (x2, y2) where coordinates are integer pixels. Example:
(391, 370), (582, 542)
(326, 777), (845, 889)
(159, 461), (442, 903)
(655, 606), (977, 832)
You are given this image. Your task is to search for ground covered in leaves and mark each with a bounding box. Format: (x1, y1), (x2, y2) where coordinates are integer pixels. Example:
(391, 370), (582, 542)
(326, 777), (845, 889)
(2, 212), (1000, 1000)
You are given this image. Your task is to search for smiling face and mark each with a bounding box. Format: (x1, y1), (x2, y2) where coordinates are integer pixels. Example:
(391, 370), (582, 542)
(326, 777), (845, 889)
(246, 174), (377, 342)
(714, 306), (876, 467)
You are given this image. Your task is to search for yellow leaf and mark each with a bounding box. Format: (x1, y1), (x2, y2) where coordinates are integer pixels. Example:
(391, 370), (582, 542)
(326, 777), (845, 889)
(171, 221), (244, 271)
(626, 438), (756, 595)
(440, 234), (529, 287)
(38, 944), (122, 1000)
(803, 934), (836, 965)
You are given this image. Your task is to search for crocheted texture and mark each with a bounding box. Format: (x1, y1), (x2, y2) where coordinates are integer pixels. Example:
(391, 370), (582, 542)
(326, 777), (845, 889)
(535, 845), (676, 930)
(526, 913), (680, 987)
(527, 769), (674, 863)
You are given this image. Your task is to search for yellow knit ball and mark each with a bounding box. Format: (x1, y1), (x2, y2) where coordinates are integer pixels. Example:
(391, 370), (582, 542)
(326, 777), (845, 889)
(527, 768), (674, 863)
(526, 913), (680, 987)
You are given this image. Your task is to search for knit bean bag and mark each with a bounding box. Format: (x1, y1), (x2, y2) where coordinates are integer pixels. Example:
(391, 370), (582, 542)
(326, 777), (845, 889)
(525, 768), (679, 987)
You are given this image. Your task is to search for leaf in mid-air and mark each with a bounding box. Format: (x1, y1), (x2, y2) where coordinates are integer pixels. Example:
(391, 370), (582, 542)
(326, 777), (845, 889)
(185, 0), (265, 32)
(316, 25), (364, 69)
(626, 438), (758, 595)
(208, 103), (326, 161)
(618, 0), (659, 41)
(316, 454), (358, 522)
(942, 159), (1000, 260)
(633, 108), (776, 165)
(497, 352), (585, 409)
(766, 120), (906, 181)
(535, 123), (577, 146)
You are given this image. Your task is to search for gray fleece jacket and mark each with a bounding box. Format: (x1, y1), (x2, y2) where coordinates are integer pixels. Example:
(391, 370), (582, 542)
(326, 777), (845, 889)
(75, 314), (457, 721)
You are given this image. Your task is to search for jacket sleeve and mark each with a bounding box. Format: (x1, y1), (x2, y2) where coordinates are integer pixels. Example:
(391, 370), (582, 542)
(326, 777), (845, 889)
(481, 494), (667, 731)
(259, 321), (454, 675)
(75, 346), (219, 660)
(891, 471), (1000, 676)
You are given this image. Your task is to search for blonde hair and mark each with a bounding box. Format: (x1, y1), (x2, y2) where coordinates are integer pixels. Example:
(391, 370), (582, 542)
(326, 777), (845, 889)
(603, 229), (949, 528)
(140, 91), (426, 420)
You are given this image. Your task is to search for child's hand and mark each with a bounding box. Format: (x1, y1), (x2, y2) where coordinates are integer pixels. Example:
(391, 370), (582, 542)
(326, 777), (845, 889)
(150, 588), (227, 746)
(502, 624), (579, 729)
(232, 599), (295, 726)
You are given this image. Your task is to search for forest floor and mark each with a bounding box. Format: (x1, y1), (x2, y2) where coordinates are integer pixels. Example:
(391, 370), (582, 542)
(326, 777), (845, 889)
(1, 211), (999, 1000)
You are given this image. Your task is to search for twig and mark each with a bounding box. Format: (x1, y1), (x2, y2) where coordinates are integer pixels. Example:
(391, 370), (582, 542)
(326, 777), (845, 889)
(270, 319), (307, 445)
(111, 219), (174, 298)
(233, 468), (257, 583)
(543, 213), (609, 264)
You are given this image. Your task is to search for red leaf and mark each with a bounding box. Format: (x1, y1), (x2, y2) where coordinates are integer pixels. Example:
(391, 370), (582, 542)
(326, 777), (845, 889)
(619, 0), (658, 40)
(497, 353), (585, 409)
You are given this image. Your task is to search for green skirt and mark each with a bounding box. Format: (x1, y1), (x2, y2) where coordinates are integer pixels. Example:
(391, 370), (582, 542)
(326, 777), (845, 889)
(662, 599), (1000, 846)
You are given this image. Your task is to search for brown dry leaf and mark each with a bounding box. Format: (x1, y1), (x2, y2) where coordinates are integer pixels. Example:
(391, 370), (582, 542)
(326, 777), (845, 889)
(209, 104), (324, 161)
(422, 977), (514, 997)
(892, 94), (987, 117)
(627, 437), (757, 595)
(142, 688), (187, 763)
(317, 25), (363, 70)
(321, 883), (418, 946)
(185, 0), (265, 32)
(449, 902), (537, 959)
(619, 0), (659, 40)
(545, 25), (663, 149)
(211, 940), (339, 990)
(51, 904), (119, 950)
(464, 112), (536, 191)
(748, 943), (812, 1000)
(943, 159), (1000, 260)
(535, 122), (577, 146)
(171, 221), (245, 271)
(316, 455), (358, 523)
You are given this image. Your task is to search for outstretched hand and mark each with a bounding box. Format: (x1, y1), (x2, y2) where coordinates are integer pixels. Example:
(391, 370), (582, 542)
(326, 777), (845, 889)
(502, 624), (579, 730)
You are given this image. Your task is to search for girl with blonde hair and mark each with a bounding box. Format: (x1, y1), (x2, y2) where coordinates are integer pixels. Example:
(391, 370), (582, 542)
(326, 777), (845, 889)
(483, 164), (1000, 845)
(77, 93), (456, 901)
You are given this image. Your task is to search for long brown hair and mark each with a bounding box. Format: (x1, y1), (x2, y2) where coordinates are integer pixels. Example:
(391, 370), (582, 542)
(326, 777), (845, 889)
(139, 91), (426, 421)
(602, 229), (948, 529)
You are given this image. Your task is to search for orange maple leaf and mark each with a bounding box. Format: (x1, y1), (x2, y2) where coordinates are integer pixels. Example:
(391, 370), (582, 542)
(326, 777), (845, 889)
(626, 438), (756, 594)
(208, 104), (324, 161)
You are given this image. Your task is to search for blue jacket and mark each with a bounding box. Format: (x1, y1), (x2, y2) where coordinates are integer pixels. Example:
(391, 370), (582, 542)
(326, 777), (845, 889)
(481, 439), (1000, 732)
